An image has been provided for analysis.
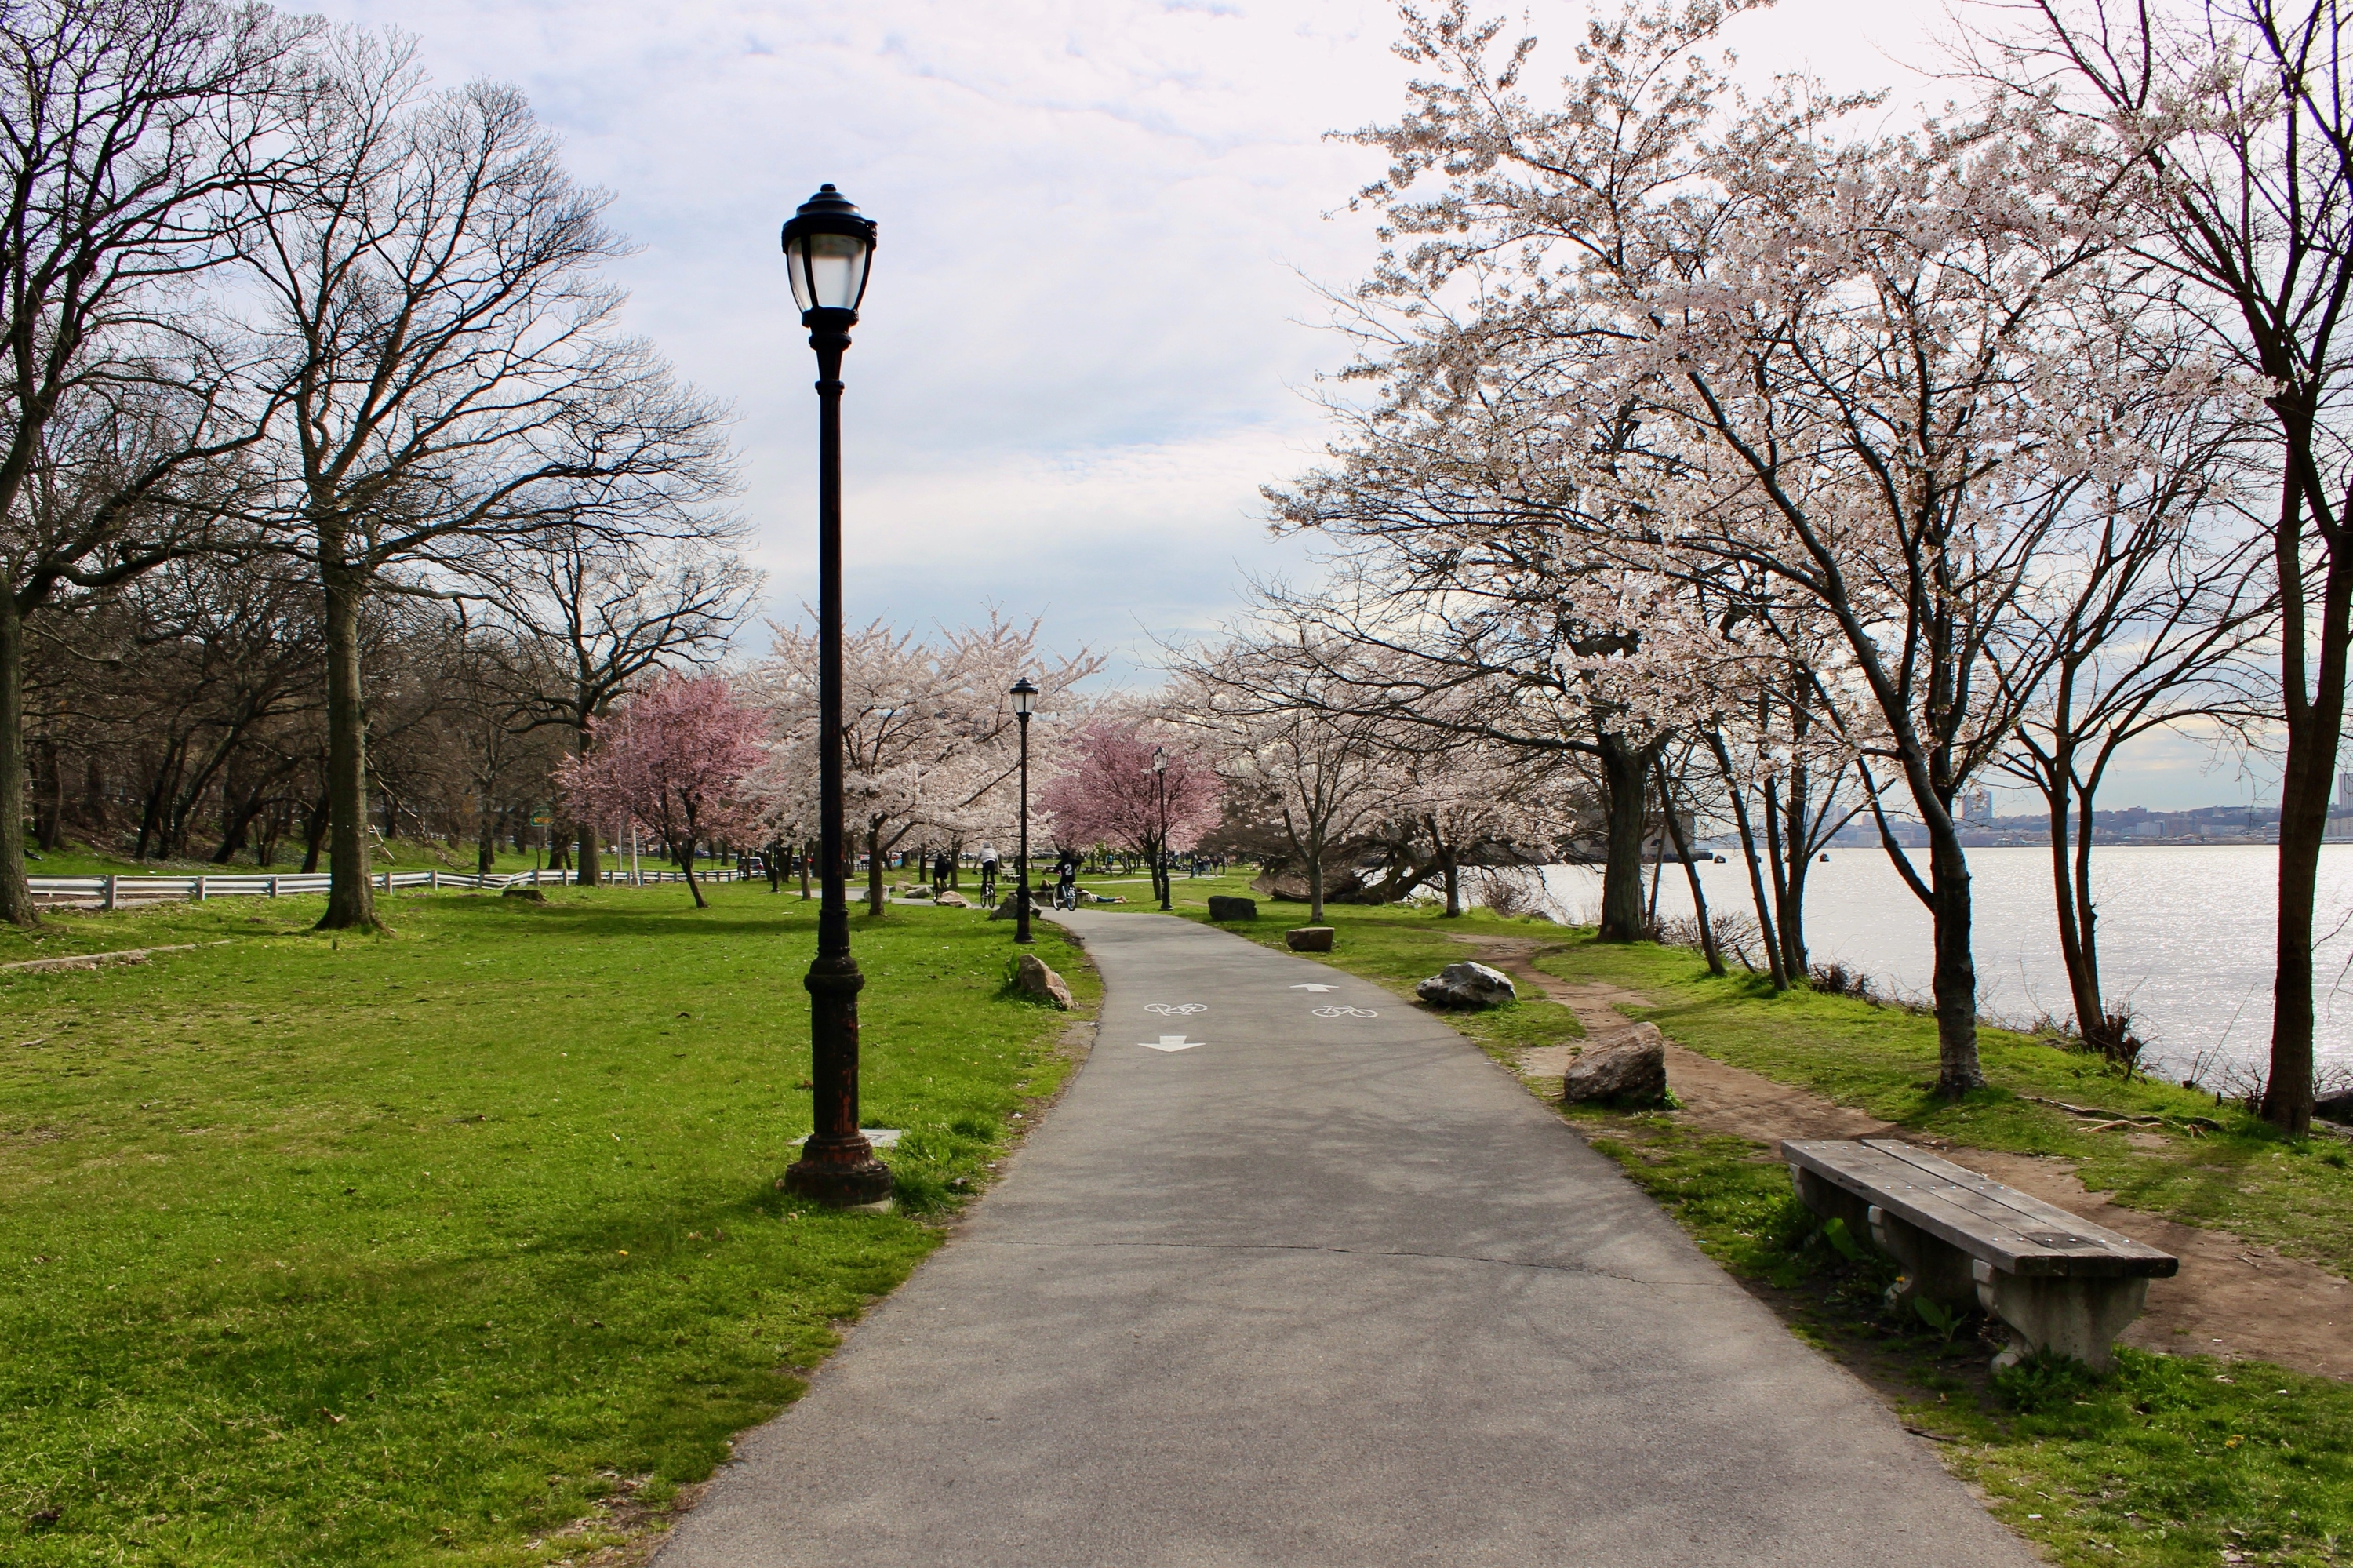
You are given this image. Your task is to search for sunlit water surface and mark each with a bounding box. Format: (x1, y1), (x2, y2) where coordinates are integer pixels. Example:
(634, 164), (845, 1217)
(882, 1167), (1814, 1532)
(1529, 846), (2353, 1083)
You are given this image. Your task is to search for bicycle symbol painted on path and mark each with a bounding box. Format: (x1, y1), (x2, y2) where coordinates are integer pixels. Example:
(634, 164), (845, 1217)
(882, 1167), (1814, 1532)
(1311, 1005), (1380, 1019)
(1145, 1002), (1207, 1016)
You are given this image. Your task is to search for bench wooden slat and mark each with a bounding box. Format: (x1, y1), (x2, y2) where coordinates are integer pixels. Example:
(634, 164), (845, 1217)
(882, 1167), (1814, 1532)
(1783, 1138), (2177, 1278)
(1859, 1140), (2171, 1261)
(1791, 1142), (2072, 1273)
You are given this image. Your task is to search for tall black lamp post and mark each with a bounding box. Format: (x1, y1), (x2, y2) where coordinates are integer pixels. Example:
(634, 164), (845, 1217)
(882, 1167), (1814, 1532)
(780, 184), (889, 1210)
(1151, 745), (1171, 911)
(1011, 677), (1037, 944)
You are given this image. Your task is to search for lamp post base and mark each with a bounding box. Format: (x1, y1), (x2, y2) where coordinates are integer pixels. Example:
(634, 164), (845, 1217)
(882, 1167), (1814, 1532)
(783, 1144), (894, 1207)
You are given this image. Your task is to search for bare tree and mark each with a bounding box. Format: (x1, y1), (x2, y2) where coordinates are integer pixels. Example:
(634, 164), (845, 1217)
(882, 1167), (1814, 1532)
(1175, 634), (1400, 923)
(1976, 0), (2353, 1130)
(0, 0), (315, 921)
(241, 31), (735, 929)
(488, 530), (755, 886)
(1995, 438), (2276, 1061)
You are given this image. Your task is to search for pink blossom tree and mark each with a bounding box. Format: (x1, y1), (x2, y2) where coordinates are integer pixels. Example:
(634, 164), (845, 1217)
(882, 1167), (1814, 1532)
(1036, 718), (1223, 907)
(555, 671), (763, 908)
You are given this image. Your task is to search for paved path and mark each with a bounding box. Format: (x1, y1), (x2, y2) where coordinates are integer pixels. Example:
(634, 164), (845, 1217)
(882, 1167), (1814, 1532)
(658, 912), (2034, 1567)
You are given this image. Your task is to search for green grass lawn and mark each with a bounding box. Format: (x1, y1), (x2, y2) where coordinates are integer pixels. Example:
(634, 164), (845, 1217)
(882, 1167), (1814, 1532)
(0, 882), (1093, 1566)
(1158, 879), (2353, 1568)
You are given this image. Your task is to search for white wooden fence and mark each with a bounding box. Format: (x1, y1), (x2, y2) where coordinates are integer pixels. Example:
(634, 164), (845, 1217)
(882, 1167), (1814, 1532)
(27, 867), (747, 909)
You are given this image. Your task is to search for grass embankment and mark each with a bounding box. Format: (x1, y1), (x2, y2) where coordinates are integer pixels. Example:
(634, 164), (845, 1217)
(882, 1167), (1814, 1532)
(0, 883), (1093, 1565)
(1163, 875), (2351, 1568)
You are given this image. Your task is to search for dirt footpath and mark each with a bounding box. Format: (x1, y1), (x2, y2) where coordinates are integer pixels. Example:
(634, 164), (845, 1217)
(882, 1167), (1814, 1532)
(1463, 937), (2353, 1382)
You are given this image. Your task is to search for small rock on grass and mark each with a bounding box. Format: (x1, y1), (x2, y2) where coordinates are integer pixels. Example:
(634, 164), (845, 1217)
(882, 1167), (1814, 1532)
(1561, 1024), (1669, 1106)
(1286, 926), (1335, 952)
(1416, 961), (1515, 1008)
(1016, 953), (1073, 1010)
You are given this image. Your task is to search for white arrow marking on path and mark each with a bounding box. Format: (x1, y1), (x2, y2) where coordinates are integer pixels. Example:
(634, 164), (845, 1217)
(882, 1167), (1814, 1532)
(1291, 984), (1337, 993)
(1139, 1035), (1202, 1053)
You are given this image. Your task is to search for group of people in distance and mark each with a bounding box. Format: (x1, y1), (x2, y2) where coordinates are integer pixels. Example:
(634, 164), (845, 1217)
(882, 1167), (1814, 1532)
(747, 840), (1226, 909)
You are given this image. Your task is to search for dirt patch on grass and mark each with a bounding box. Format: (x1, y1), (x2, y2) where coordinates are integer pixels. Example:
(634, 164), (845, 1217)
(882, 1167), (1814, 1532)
(1457, 935), (2353, 1382)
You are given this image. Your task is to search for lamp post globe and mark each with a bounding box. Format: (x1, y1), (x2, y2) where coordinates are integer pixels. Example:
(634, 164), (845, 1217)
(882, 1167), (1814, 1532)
(780, 184), (889, 1211)
(1010, 677), (1037, 945)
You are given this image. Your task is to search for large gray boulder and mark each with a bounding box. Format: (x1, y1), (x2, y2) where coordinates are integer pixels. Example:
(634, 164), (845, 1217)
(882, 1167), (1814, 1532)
(1416, 961), (1517, 1009)
(1015, 953), (1073, 1010)
(1285, 926), (1334, 952)
(936, 890), (972, 908)
(1561, 1024), (1669, 1106)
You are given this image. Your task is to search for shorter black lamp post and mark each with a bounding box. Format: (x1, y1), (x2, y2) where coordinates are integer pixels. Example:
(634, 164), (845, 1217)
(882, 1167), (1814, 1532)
(1151, 745), (1172, 911)
(1012, 677), (1037, 944)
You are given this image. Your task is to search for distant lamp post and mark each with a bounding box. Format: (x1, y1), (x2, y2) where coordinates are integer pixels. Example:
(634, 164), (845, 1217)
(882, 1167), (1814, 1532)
(780, 184), (889, 1211)
(1151, 745), (1171, 911)
(1011, 677), (1037, 945)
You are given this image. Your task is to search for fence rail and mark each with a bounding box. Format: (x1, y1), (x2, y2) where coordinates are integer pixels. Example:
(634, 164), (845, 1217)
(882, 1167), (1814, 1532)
(28, 867), (746, 909)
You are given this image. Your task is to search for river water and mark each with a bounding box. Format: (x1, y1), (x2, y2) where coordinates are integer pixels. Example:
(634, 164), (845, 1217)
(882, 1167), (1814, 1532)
(1529, 845), (2353, 1084)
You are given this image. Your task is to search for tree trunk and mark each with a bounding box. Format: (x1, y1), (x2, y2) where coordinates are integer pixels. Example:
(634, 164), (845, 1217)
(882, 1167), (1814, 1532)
(1762, 777), (1794, 973)
(1646, 818), (1665, 931)
(682, 816), (707, 909)
(1441, 851), (1461, 919)
(866, 824), (886, 915)
(1925, 816), (1984, 1097)
(2270, 733), (2328, 1134)
(78, 754), (106, 845)
(0, 596), (35, 926)
(211, 790), (270, 865)
(477, 809), (496, 875)
(801, 839), (813, 900)
(318, 562), (378, 930)
(32, 731), (60, 853)
(1778, 768), (1814, 979)
(2042, 767), (2104, 1045)
(1657, 759), (1724, 977)
(2266, 532), (2351, 1133)
(300, 791), (329, 872)
(1595, 732), (1656, 942)
(1706, 733), (1785, 988)
(1304, 833), (1327, 922)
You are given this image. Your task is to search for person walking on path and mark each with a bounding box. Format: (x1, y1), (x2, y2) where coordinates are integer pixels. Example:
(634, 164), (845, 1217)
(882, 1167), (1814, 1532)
(1054, 848), (1080, 911)
(660, 909), (2042, 1568)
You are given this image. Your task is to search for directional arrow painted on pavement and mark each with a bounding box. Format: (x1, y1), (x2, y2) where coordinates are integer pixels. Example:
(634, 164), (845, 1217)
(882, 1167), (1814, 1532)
(1290, 983), (1337, 993)
(1139, 1035), (1202, 1053)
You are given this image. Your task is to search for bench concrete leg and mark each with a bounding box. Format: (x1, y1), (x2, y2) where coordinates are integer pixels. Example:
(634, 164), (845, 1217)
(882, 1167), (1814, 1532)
(1972, 1259), (2148, 1372)
(1790, 1166), (1872, 1239)
(1867, 1205), (1978, 1315)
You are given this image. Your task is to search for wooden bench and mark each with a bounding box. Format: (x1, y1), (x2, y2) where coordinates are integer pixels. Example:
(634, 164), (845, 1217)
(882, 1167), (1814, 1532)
(1782, 1137), (2177, 1370)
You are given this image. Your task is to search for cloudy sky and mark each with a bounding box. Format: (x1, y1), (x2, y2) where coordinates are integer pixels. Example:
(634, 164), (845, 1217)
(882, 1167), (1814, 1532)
(301, 0), (2275, 813)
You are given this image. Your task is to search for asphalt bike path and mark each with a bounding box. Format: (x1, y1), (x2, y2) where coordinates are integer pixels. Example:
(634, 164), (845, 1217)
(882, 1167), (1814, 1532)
(658, 911), (2035, 1567)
